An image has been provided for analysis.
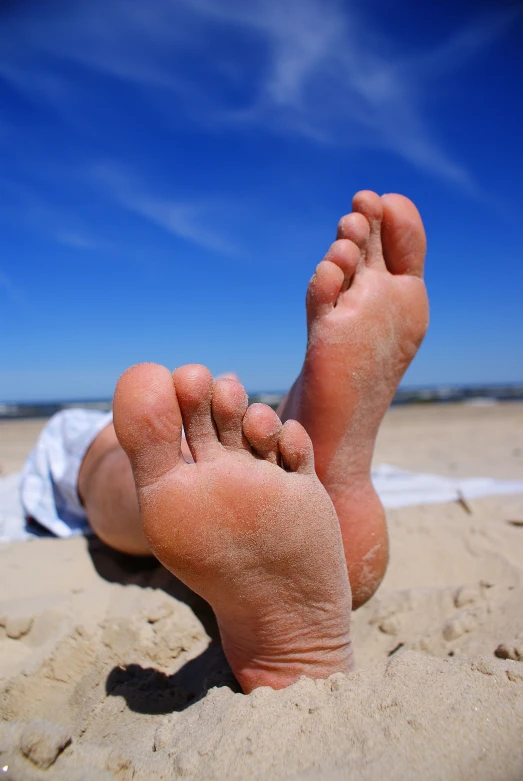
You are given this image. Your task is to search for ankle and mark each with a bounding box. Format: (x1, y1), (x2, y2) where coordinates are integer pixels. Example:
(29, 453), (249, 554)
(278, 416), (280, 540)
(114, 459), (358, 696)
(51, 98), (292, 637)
(325, 485), (388, 609)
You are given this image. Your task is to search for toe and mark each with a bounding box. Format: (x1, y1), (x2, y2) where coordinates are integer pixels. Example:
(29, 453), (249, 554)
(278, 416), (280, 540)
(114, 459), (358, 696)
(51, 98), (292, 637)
(243, 404), (282, 464)
(352, 190), (385, 269)
(211, 377), (250, 451)
(337, 212), (370, 249)
(172, 364), (220, 461)
(352, 189), (383, 223)
(278, 420), (315, 474)
(324, 239), (361, 294)
(381, 194), (426, 277)
(306, 237), (363, 322)
(113, 363), (185, 488)
(306, 260), (344, 322)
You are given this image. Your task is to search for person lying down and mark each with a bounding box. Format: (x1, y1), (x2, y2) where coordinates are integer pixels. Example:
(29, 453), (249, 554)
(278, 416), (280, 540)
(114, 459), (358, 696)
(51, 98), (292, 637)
(21, 190), (429, 693)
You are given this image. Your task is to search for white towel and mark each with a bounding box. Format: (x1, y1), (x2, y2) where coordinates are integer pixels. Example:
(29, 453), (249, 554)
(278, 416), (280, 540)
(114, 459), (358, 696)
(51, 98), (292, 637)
(0, 472), (28, 542)
(372, 464), (523, 509)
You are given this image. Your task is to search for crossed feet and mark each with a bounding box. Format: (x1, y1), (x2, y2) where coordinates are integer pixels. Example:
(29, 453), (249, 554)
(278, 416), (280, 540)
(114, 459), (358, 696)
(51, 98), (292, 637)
(113, 190), (428, 692)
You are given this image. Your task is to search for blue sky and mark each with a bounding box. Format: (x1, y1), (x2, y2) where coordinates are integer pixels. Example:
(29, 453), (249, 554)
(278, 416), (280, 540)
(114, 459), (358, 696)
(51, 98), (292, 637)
(1, 0), (522, 402)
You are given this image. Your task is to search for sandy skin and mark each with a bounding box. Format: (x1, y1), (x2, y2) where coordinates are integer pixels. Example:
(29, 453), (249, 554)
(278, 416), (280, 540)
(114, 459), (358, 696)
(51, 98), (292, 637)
(279, 191), (428, 607)
(93, 189), (428, 691)
(113, 364), (354, 693)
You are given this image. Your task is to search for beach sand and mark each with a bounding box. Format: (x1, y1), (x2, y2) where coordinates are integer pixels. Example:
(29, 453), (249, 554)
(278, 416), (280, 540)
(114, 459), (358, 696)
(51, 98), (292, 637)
(1, 403), (522, 780)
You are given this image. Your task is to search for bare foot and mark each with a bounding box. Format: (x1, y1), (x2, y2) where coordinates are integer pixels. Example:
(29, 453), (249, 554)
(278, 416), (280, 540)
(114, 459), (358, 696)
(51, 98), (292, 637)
(279, 191), (429, 609)
(113, 363), (353, 692)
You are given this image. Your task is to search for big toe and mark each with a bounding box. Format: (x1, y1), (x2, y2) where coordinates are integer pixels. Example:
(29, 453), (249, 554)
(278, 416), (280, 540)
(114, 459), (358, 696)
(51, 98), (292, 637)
(381, 194), (426, 277)
(113, 363), (184, 487)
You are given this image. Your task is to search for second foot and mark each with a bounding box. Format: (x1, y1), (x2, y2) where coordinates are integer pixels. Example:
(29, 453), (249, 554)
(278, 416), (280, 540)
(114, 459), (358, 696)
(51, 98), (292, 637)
(114, 363), (353, 693)
(280, 191), (429, 608)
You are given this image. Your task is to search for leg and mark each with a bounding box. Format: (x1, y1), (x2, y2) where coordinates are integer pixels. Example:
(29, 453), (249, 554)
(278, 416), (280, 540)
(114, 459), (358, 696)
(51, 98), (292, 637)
(78, 423), (150, 555)
(78, 423), (196, 555)
(279, 191), (428, 609)
(113, 363), (353, 692)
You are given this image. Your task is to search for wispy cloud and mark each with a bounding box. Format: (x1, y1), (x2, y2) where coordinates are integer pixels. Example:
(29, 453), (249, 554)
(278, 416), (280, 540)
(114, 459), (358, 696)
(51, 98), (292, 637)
(404, 10), (520, 80)
(0, 268), (28, 310)
(0, 162), (237, 258)
(0, 0), (518, 190)
(92, 164), (239, 256)
(0, 176), (109, 252)
(54, 230), (108, 251)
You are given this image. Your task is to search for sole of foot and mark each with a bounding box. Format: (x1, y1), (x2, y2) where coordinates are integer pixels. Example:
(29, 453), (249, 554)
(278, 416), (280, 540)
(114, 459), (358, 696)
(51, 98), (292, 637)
(113, 363), (354, 692)
(279, 191), (429, 609)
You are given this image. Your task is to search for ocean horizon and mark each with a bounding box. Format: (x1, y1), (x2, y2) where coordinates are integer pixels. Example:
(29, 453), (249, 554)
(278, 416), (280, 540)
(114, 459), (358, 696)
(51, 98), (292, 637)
(2, 382), (523, 419)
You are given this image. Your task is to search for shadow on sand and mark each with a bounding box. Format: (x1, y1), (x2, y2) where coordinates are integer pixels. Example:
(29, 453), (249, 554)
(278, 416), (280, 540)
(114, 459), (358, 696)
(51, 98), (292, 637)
(87, 536), (240, 714)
